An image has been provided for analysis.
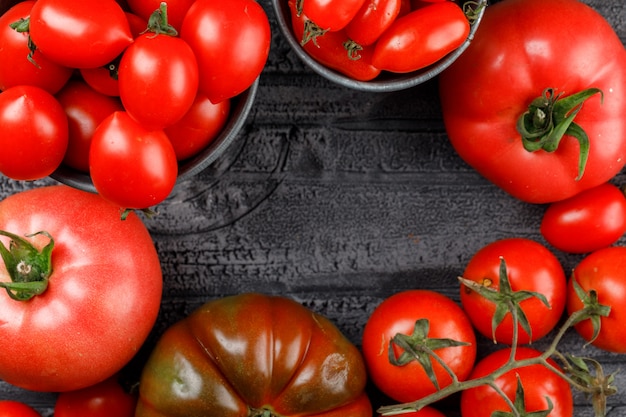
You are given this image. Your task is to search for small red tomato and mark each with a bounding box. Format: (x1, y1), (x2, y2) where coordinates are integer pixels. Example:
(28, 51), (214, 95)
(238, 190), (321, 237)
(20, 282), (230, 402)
(541, 183), (626, 254)
(372, 1), (469, 73)
(0, 85), (68, 180)
(302, 0), (367, 31)
(345, 0), (403, 46)
(164, 92), (230, 161)
(54, 375), (136, 417)
(126, 0), (195, 31)
(0, 401), (41, 417)
(56, 80), (124, 172)
(567, 246), (626, 353)
(89, 111), (178, 209)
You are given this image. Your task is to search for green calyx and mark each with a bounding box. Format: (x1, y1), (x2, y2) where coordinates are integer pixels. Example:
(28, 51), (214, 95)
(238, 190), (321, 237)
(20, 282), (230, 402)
(516, 87), (603, 181)
(145, 1), (178, 36)
(0, 230), (54, 301)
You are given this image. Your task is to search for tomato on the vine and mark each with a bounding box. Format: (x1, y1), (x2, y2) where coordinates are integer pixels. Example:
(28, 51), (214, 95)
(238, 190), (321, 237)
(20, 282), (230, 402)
(0, 85), (68, 180)
(362, 290), (476, 403)
(0, 185), (162, 392)
(180, 0), (271, 103)
(0, 401), (41, 417)
(541, 183), (626, 254)
(460, 238), (567, 345)
(28, 0), (133, 69)
(372, 1), (470, 73)
(567, 246), (626, 353)
(439, 0), (626, 203)
(461, 347), (573, 417)
(89, 111), (178, 209)
(54, 375), (136, 417)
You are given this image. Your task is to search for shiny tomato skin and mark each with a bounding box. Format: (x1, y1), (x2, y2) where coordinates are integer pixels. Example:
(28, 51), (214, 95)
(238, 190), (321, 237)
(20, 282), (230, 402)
(0, 401), (41, 417)
(54, 375), (136, 417)
(180, 0), (270, 103)
(0, 1), (73, 93)
(541, 183), (626, 254)
(0, 185), (162, 392)
(567, 246), (626, 353)
(89, 111), (178, 209)
(0, 85), (68, 180)
(362, 290), (477, 403)
(55, 80), (124, 172)
(372, 1), (469, 73)
(164, 92), (230, 161)
(135, 293), (370, 417)
(118, 33), (198, 130)
(29, 0), (133, 69)
(439, 0), (626, 204)
(302, 0), (367, 31)
(126, 0), (195, 31)
(460, 238), (567, 345)
(345, 0), (402, 46)
(461, 347), (573, 417)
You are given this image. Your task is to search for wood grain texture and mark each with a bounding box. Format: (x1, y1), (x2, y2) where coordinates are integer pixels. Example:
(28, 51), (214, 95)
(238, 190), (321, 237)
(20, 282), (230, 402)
(0, 0), (625, 415)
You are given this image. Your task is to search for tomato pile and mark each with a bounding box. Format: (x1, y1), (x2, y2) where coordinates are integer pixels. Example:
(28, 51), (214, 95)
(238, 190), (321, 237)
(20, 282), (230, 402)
(286, 0), (474, 81)
(0, 0), (270, 209)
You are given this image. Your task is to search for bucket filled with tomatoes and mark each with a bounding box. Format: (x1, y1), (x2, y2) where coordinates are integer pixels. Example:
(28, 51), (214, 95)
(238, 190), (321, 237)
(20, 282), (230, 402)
(272, 0), (486, 92)
(0, 0), (271, 211)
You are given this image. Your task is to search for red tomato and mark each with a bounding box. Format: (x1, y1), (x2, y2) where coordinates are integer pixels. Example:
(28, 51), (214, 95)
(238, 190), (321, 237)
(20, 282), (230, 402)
(135, 293), (371, 417)
(0, 85), (68, 180)
(460, 238), (566, 345)
(379, 407), (446, 417)
(372, 1), (469, 73)
(55, 80), (124, 172)
(0, 1), (72, 93)
(118, 32), (198, 129)
(302, 0), (367, 31)
(567, 246), (626, 353)
(541, 183), (626, 254)
(180, 0), (270, 103)
(461, 347), (573, 417)
(29, 0), (133, 68)
(0, 401), (41, 417)
(0, 185), (162, 392)
(289, 1), (381, 81)
(126, 0), (195, 31)
(439, 0), (626, 203)
(164, 92), (231, 161)
(345, 0), (402, 46)
(362, 290), (476, 403)
(89, 111), (178, 209)
(54, 375), (136, 417)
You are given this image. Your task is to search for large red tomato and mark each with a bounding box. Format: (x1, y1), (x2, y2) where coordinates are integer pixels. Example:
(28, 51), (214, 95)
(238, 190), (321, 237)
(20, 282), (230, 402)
(439, 0), (626, 203)
(135, 293), (371, 417)
(460, 238), (567, 345)
(362, 290), (477, 403)
(0, 185), (162, 392)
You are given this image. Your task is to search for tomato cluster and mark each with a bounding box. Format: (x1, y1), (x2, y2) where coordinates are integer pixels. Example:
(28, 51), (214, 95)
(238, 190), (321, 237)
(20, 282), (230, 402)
(287, 0), (472, 81)
(0, 0), (270, 209)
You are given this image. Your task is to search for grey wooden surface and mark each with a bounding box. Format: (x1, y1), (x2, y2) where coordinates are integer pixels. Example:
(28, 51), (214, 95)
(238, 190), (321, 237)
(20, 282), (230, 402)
(0, 0), (625, 415)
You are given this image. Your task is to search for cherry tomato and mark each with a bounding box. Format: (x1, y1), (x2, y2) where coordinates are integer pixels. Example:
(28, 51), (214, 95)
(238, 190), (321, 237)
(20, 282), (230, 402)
(0, 85), (68, 180)
(541, 183), (626, 254)
(29, 0), (133, 68)
(302, 0), (367, 31)
(289, 1), (381, 81)
(362, 290), (476, 403)
(345, 0), (402, 46)
(461, 347), (573, 417)
(0, 401), (41, 417)
(164, 92), (231, 161)
(372, 1), (469, 73)
(567, 246), (626, 353)
(460, 238), (566, 345)
(180, 0), (270, 103)
(0, 1), (73, 93)
(89, 111), (178, 209)
(55, 79), (124, 172)
(54, 375), (136, 417)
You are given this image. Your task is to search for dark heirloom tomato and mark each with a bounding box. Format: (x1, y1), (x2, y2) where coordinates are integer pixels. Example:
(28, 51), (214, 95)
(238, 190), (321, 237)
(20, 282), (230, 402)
(439, 0), (626, 203)
(135, 293), (371, 417)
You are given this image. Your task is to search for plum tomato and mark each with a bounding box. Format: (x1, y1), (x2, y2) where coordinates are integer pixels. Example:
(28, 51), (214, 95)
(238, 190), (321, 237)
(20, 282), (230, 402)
(345, 0), (403, 46)
(460, 238), (566, 345)
(302, 0), (367, 32)
(541, 183), (626, 254)
(362, 289), (476, 403)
